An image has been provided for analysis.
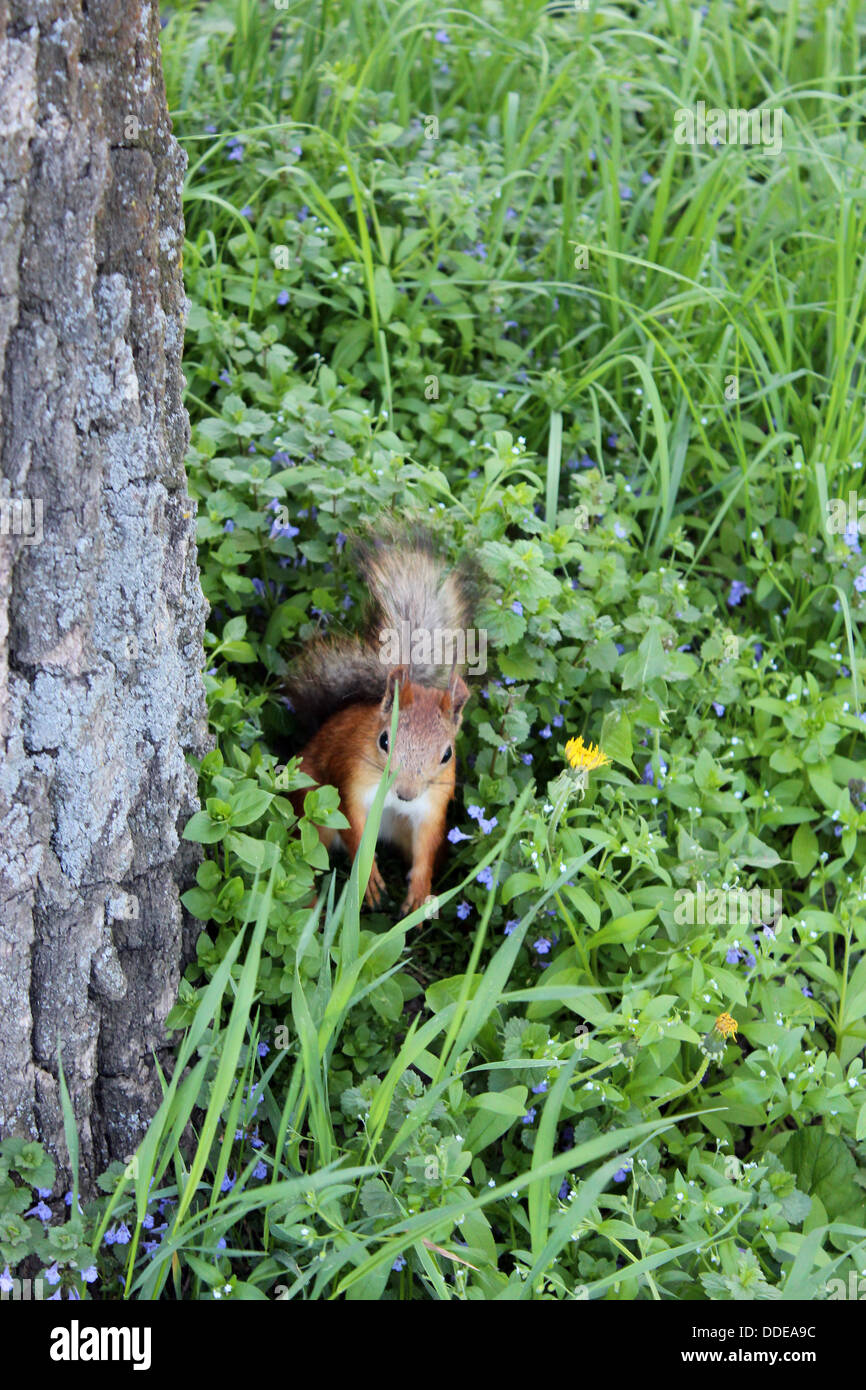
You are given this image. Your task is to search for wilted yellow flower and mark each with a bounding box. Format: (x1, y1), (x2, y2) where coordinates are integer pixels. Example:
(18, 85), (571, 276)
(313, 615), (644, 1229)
(714, 1012), (739, 1040)
(564, 737), (611, 774)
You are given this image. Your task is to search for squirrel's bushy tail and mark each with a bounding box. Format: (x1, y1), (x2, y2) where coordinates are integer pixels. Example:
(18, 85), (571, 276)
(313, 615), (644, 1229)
(284, 524), (475, 732)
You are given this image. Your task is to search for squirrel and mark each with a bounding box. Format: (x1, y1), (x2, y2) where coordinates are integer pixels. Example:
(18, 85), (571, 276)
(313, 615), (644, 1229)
(285, 528), (474, 916)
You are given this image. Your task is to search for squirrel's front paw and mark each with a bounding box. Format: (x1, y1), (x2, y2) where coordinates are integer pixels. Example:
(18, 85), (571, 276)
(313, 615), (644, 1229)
(401, 881), (433, 918)
(364, 861), (386, 909)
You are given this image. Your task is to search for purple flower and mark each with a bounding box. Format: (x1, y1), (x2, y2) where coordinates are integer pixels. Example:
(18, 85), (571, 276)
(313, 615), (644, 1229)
(619, 184), (633, 200)
(223, 519), (235, 533)
(257, 1041), (269, 1057)
(25, 1200), (52, 1222)
(435, 29), (450, 42)
(540, 724), (552, 739)
(607, 433), (618, 449)
(727, 580), (752, 608)
(521, 753), (533, 765)
(221, 1172), (236, 1193)
(44, 1262), (61, 1286)
(37, 1187), (53, 1200)
(854, 568), (866, 592)
(504, 919), (519, 935)
(511, 600), (524, 616)
(277, 290), (290, 306)
(476, 866), (495, 890)
(253, 1161), (267, 1181)
(270, 517), (300, 540)
(712, 702), (725, 717)
(553, 713), (564, 728)
(448, 826), (471, 844)
(532, 1081), (548, 1094)
(0, 1266), (14, 1294)
(240, 204), (253, 218)
(558, 1179), (570, 1200)
(612, 1166), (630, 1183)
(80, 1266), (98, 1284)
(392, 1255), (407, 1271)
(456, 900), (471, 920)
(726, 946), (741, 964)
(522, 1109), (537, 1125)
(219, 369), (232, 386)
(802, 985), (813, 997)
(534, 937), (551, 955)
(227, 145), (244, 162)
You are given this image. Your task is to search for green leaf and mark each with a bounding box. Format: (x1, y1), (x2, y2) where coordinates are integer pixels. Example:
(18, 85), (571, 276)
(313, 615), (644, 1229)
(791, 822), (819, 878)
(781, 1129), (865, 1224)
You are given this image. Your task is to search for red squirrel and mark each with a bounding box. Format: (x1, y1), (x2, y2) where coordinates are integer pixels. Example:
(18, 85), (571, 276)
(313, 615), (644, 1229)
(285, 531), (473, 915)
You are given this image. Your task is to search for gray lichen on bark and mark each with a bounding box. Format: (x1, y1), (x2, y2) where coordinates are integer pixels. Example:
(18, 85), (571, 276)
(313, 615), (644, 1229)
(0, 0), (209, 1187)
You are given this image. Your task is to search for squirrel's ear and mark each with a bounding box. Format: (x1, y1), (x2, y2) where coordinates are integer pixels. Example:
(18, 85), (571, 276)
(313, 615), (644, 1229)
(441, 667), (470, 722)
(382, 665), (412, 713)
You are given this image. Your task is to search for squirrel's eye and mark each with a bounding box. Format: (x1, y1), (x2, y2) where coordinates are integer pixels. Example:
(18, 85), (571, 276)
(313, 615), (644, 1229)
(441, 746), (453, 764)
(378, 730), (389, 752)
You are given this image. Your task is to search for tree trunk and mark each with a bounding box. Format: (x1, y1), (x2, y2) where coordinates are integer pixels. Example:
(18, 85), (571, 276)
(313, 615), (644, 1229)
(0, 0), (209, 1190)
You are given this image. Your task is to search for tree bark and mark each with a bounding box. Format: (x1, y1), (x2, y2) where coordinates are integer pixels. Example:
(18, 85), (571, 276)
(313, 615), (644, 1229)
(0, 0), (209, 1189)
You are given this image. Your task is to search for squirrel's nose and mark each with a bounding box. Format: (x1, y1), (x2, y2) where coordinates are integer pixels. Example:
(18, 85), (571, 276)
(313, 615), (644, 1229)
(396, 791), (414, 802)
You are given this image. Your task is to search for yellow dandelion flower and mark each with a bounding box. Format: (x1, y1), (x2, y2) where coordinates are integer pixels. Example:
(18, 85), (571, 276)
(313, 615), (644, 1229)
(564, 737), (611, 773)
(714, 1012), (739, 1040)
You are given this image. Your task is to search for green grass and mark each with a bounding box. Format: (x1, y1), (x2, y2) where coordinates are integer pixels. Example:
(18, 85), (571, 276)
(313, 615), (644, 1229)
(5, 0), (866, 1303)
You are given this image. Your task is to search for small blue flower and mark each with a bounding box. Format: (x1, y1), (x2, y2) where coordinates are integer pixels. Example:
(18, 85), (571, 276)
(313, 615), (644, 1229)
(558, 1179), (570, 1201)
(448, 826), (471, 844)
(44, 1262), (61, 1286)
(476, 866), (495, 890)
(521, 753), (533, 765)
(522, 1109), (537, 1125)
(257, 1041), (269, 1057)
(539, 724), (552, 739)
(855, 568), (866, 593)
(240, 204), (253, 218)
(80, 1266), (98, 1284)
(221, 1172), (236, 1193)
(728, 580), (752, 608)
(534, 937), (551, 955)
(532, 1081), (548, 1094)
(276, 289), (290, 306)
(253, 1161), (267, 1181)
(392, 1255), (407, 1271)
(712, 702), (725, 716)
(37, 1187), (53, 1200)
(612, 1166), (631, 1183)
(511, 600), (524, 616)
(504, 919), (519, 935)
(0, 1266), (14, 1294)
(435, 29), (450, 42)
(456, 900), (472, 920)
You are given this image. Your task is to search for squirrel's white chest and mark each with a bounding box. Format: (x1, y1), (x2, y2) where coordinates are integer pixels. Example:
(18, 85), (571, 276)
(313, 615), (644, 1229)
(358, 784), (432, 851)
